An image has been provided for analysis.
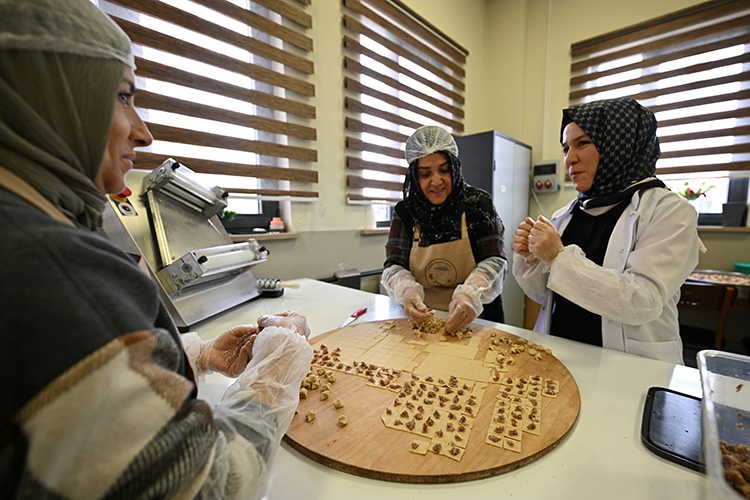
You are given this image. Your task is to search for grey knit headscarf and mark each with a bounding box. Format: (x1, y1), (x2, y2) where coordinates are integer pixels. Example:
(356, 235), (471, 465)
(0, 0), (134, 229)
(560, 97), (661, 202)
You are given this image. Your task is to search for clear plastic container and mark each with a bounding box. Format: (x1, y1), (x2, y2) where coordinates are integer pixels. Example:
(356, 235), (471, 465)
(698, 350), (750, 500)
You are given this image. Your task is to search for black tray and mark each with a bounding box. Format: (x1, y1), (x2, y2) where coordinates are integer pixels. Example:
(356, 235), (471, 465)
(640, 387), (704, 472)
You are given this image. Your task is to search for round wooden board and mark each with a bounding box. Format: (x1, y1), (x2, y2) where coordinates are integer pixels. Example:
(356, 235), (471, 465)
(284, 319), (580, 483)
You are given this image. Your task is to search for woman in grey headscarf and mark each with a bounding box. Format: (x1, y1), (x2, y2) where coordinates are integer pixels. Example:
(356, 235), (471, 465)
(0, 1), (312, 498)
(512, 98), (705, 364)
(382, 125), (508, 333)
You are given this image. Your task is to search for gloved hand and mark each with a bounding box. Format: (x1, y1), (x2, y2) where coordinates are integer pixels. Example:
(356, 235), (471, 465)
(403, 287), (434, 323)
(528, 215), (564, 263)
(512, 217), (539, 264)
(446, 292), (479, 333)
(194, 324), (260, 377)
(382, 267), (433, 322)
(257, 310), (311, 339)
(215, 324), (313, 500)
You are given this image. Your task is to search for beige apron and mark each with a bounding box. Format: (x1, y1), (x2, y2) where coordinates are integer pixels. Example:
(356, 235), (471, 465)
(0, 165), (74, 227)
(410, 212), (476, 311)
(0, 165), (151, 274)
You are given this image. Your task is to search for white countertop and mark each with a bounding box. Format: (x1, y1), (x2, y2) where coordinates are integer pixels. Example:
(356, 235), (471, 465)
(189, 278), (705, 500)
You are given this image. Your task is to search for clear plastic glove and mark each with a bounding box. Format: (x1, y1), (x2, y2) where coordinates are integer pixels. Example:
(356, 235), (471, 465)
(257, 310), (310, 339)
(191, 325), (259, 378)
(382, 266), (433, 322)
(403, 287), (433, 323)
(528, 215), (564, 263)
(215, 325), (313, 500)
(445, 292), (479, 333)
(458, 265), (504, 306)
(512, 217), (539, 264)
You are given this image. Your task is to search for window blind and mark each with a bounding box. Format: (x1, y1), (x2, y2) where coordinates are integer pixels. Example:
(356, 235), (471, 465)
(101, 0), (318, 201)
(342, 0), (468, 203)
(568, 0), (750, 177)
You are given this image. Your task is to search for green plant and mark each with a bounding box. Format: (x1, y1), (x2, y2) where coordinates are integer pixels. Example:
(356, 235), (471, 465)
(676, 182), (713, 201)
(220, 209), (236, 221)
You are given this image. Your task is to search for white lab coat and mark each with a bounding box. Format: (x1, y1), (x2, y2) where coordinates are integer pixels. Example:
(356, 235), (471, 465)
(513, 187), (705, 364)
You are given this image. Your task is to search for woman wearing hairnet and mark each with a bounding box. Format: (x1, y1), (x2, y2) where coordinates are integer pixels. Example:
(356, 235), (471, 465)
(382, 125), (508, 333)
(0, 0), (312, 498)
(512, 98), (704, 364)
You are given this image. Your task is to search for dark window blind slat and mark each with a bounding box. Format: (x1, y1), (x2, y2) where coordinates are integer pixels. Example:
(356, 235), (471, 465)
(345, 77), (464, 132)
(657, 103), (750, 129)
(649, 88), (750, 114)
(146, 122), (317, 162)
(347, 156), (407, 175)
(659, 124), (750, 143)
(345, 117), (410, 144)
(347, 175), (403, 192)
(346, 137), (404, 159)
(137, 90), (316, 141)
(224, 187), (318, 197)
(195, 0), (313, 51)
(570, 12), (750, 73)
(135, 57), (316, 119)
(252, 0), (312, 29)
(347, 193), (402, 202)
(571, 0), (747, 57)
(570, 32), (750, 87)
(344, 56), (464, 118)
(656, 160), (750, 175)
(569, 70), (750, 110)
(660, 143), (750, 159)
(345, 97), (423, 129)
(136, 152), (318, 183)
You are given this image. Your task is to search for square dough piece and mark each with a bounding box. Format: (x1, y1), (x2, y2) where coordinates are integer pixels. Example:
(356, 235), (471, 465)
(524, 396), (542, 409)
(504, 437), (522, 453)
(439, 443), (465, 461)
(485, 433), (505, 448)
(543, 379), (559, 398)
(408, 440), (430, 455)
(488, 423), (506, 437)
(504, 425), (523, 441)
(460, 403), (478, 418)
(449, 431), (469, 448)
(383, 416), (409, 432)
(524, 419), (541, 436)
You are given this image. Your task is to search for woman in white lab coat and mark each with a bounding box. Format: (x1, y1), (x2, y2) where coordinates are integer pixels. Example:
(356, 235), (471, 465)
(512, 98), (704, 364)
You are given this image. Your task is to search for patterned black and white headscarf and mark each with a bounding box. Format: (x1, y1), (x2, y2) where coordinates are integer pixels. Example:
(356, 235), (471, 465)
(560, 98), (661, 203)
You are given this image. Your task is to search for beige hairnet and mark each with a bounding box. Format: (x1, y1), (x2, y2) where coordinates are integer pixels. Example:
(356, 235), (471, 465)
(404, 125), (459, 165)
(0, 0), (134, 68)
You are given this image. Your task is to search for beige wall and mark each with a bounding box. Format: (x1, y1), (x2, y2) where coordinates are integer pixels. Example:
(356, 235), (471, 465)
(256, 0), (748, 291)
